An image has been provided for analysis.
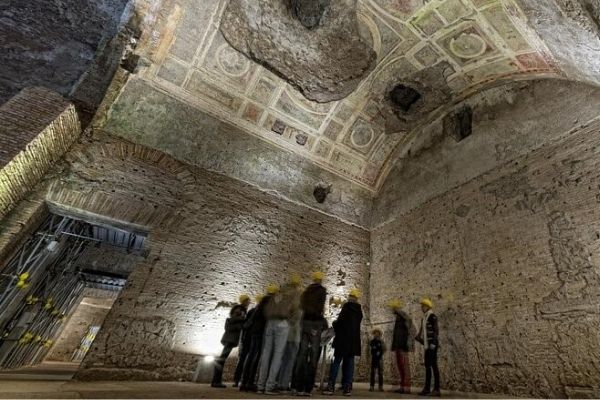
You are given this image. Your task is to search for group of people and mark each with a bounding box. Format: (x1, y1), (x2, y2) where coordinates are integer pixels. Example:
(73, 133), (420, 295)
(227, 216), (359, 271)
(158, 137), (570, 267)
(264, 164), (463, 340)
(210, 271), (441, 397)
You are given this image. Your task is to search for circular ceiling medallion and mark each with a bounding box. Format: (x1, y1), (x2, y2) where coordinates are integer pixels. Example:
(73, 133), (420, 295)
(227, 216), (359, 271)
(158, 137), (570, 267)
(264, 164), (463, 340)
(216, 44), (251, 77)
(449, 32), (487, 59)
(351, 121), (375, 148)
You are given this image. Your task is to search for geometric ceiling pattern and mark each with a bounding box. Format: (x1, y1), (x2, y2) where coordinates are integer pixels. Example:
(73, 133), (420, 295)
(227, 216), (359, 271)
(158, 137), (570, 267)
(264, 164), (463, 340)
(142, 0), (560, 191)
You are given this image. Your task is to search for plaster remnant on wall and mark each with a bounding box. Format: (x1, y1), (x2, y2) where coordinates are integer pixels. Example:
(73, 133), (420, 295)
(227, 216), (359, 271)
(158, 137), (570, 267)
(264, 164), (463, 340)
(220, 0), (376, 102)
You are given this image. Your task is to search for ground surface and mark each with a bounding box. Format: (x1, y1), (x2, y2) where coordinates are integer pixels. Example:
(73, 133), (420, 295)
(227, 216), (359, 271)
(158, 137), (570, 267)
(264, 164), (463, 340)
(0, 362), (513, 399)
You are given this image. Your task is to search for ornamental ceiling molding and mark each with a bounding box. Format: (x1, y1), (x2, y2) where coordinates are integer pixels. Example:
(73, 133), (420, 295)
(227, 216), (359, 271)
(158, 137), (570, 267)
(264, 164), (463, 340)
(140, 0), (562, 192)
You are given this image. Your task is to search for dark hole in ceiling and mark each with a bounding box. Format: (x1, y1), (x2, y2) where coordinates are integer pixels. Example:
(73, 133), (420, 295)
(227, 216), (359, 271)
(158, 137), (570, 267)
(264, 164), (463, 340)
(444, 106), (473, 142)
(389, 84), (422, 112)
(313, 184), (331, 203)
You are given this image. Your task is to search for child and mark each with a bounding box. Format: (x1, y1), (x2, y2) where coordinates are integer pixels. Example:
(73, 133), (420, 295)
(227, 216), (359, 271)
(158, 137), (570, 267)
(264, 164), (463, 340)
(369, 329), (385, 392)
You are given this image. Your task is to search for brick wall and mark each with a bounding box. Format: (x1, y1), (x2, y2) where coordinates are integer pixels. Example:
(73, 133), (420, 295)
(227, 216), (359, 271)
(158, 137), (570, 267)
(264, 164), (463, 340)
(0, 87), (80, 220)
(370, 119), (600, 398)
(49, 137), (371, 381)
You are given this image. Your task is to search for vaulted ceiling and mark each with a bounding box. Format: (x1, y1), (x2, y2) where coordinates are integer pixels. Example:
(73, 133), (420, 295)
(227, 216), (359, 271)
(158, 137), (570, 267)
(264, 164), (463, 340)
(115, 0), (600, 191)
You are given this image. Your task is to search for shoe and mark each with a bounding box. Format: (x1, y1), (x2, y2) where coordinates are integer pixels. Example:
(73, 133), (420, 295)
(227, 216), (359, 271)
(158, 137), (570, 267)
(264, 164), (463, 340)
(239, 385), (247, 392)
(379, 386), (384, 392)
(419, 389), (431, 396)
(265, 389), (280, 395)
(343, 391), (352, 396)
(369, 386), (374, 392)
(394, 388), (405, 394)
(298, 392), (311, 397)
(210, 383), (226, 388)
(233, 382), (239, 388)
(430, 390), (441, 397)
(322, 389), (334, 395)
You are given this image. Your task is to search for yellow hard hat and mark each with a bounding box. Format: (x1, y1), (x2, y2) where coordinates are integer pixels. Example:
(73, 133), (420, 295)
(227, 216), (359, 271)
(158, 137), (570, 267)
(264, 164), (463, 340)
(349, 288), (361, 299)
(267, 283), (280, 295)
(420, 298), (433, 308)
(239, 294), (250, 304)
(387, 299), (402, 309)
(312, 271), (324, 282)
(255, 294), (264, 303)
(290, 273), (301, 286)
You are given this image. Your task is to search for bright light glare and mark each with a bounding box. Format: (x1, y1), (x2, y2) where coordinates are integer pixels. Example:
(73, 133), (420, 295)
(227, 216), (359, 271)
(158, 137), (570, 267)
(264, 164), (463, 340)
(204, 355), (215, 363)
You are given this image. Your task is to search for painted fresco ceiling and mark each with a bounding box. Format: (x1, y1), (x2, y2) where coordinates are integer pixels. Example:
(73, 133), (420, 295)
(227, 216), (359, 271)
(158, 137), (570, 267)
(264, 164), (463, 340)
(139, 0), (562, 192)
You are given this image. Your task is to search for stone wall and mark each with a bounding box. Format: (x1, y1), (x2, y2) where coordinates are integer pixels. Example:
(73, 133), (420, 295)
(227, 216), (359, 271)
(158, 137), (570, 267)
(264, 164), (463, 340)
(52, 137), (371, 380)
(370, 116), (600, 397)
(102, 78), (373, 229)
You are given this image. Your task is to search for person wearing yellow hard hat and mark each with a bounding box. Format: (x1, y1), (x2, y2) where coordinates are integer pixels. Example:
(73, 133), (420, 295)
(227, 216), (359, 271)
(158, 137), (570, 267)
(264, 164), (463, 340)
(388, 299), (416, 394)
(323, 288), (363, 396)
(293, 271), (328, 396)
(211, 295), (248, 388)
(276, 273), (303, 391)
(233, 294), (263, 388)
(239, 285), (277, 392)
(416, 298), (440, 397)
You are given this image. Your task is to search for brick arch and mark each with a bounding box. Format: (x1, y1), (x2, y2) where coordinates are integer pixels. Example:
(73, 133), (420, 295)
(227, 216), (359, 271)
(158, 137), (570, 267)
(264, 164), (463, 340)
(46, 138), (197, 231)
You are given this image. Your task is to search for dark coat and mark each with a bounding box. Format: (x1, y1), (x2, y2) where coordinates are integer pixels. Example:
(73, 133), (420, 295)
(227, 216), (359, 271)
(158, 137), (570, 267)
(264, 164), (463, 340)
(391, 310), (415, 352)
(332, 301), (363, 357)
(369, 338), (385, 361)
(221, 314), (245, 345)
(240, 307), (256, 346)
(301, 283), (327, 320)
(244, 295), (272, 336)
(416, 312), (439, 348)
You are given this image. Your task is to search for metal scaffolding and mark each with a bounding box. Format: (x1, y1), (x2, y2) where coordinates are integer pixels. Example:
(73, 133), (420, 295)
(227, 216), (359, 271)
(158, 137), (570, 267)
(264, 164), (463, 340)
(0, 215), (89, 369)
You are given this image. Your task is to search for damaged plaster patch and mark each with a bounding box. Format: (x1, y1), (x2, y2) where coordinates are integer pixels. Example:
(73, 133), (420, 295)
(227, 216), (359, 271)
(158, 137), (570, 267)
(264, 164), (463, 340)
(220, 0), (376, 102)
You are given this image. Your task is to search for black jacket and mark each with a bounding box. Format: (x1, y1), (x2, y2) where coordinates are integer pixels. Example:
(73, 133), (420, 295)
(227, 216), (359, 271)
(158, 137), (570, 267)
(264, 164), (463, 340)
(416, 312), (439, 348)
(369, 338), (385, 361)
(221, 314), (245, 345)
(332, 301), (363, 357)
(240, 307), (255, 346)
(301, 283), (327, 320)
(244, 295), (272, 336)
(392, 310), (415, 352)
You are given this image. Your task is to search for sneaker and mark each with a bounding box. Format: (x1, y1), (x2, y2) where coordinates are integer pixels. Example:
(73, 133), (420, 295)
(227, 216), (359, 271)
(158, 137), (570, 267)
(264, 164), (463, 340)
(430, 390), (441, 397)
(343, 390), (352, 397)
(265, 390), (280, 395)
(369, 386), (374, 392)
(418, 389), (431, 396)
(322, 389), (334, 395)
(210, 383), (226, 388)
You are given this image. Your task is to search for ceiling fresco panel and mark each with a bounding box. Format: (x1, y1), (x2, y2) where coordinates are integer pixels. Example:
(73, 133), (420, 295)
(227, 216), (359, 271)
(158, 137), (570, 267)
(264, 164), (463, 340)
(140, 0), (563, 191)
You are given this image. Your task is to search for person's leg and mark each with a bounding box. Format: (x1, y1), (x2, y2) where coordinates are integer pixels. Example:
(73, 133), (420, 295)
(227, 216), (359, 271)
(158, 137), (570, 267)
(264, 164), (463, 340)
(265, 321), (289, 392)
(369, 360), (376, 389)
(326, 355), (342, 392)
(402, 351), (412, 392)
(378, 359), (384, 390)
(241, 337), (258, 389)
(305, 324), (322, 393)
(432, 348), (440, 393)
(212, 344), (234, 386)
(234, 340), (250, 386)
(422, 349), (433, 394)
(341, 355), (354, 393)
(293, 328), (310, 393)
(243, 335), (263, 390)
(278, 341), (299, 390)
(257, 322), (275, 391)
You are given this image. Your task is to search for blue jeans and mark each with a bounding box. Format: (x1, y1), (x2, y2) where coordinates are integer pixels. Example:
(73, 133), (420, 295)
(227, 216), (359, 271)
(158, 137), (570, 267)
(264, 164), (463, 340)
(277, 341), (299, 390)
(257, 319), (289, 391)
(328, 355), (355, 391)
